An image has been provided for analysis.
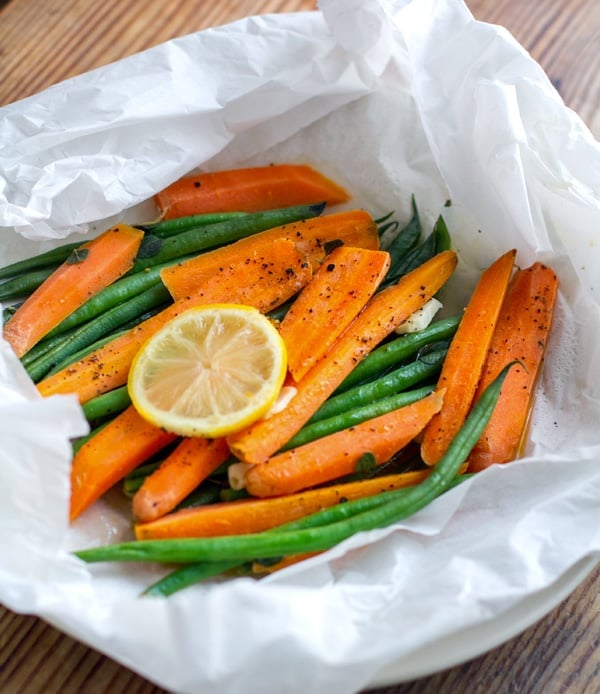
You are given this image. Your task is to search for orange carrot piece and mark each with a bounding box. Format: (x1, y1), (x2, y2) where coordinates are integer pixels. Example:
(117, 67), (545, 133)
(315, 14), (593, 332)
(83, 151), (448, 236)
(468, 262), (559, 471)
(3, 224), (144, 357)
(160, 209), (380, 300)
(227, 250), (458, 463)
(420, 248), (517, 466)
(134, 468), (434, 539)
(278, 245), (391, 381)
(132, 436), (231, 523)
(70, 405), (177, 521)
(37, 239), (313, 404)
(244, 391), (444, 497)
(155, 164), (350, 219)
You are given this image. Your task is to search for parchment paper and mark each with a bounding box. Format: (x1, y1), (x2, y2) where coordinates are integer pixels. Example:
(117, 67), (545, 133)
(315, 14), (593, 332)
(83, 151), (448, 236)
(1, 1), (599, 693)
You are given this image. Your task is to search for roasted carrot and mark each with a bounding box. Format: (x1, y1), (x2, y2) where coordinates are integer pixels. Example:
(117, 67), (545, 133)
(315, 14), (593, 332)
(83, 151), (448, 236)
(160, 209), (380, 300)
(468, 262), (559, 471)
(132, 437), (231, 522)
(134, 468), (434, 539)
(37, 239), (313, 404)
(243, 390), (444, 497)
(420, 248), (516, 466)
(3, 224), (144, 358)
(227, 250), (458, 463)
(70, 405), (178, 521)
(155, 164), (350, 219)
(278, 245), (391, 381)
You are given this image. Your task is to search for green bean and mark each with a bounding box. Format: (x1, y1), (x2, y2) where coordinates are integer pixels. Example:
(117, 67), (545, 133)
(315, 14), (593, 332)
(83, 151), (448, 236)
(82, 385), (131, 422)
(26, 283), (172, 382)
(380, 213), (451, 289)
(0, 242), (82, 280)
(143, 560), (244, 596)
(2, 305), (18, 324)
(139, 211), (248, 237)
(335, 315), (460, 393)
(74, 363), (513, 566)
(129, 202), (325, 273)
(310, 350), (446, 425)
(144, 473), (472, 596)
(0, 267), (55, 301)
(44, 256), (189, 338)
(21, 323), (84, 367)
(46, 330), (129, 377)
(380, 195), (422, 275)
(284, 385), (434, 450)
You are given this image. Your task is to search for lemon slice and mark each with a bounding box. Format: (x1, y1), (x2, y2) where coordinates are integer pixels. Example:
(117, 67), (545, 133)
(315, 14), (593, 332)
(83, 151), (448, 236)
(128, 304), (287, 438)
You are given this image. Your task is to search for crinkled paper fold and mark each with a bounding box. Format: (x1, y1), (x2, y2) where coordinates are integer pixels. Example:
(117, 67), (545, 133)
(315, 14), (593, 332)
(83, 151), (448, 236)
(0, 1), (599, 692)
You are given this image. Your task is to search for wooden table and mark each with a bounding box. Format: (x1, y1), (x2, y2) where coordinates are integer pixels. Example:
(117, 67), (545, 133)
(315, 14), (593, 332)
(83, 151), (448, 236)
(0, 1), (598, 692)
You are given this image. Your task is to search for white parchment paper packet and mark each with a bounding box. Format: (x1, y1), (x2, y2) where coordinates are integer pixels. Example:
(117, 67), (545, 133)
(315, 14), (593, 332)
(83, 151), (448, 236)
(1, 1), (600, 692)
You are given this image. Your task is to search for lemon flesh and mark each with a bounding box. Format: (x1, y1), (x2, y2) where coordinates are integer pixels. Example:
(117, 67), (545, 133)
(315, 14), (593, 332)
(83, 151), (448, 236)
(128, 304), (287, 438)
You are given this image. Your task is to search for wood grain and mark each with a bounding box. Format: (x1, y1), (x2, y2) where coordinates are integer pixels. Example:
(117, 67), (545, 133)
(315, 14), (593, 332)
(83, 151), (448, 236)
(0, 1), (598, 693)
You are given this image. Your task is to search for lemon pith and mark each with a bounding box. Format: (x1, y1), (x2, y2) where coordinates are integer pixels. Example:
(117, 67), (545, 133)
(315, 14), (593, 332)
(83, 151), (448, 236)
(128, 304), (287, 437)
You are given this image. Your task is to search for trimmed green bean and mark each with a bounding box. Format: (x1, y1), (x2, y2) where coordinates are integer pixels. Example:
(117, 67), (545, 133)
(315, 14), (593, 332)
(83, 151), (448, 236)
(26, 283), (171, 382)
(44, 256), (190, 338)
(144, 473), (472, 596)
(380, 213), (451, 289)
(284, 385), (434, 450)
(335, 315), (460, 393)
(380, 195), (421, 275)
(139, 211), (248, 237)
(0, 241), (81, 280)
(21, 323), (84, 367)
(310, 350), (446, 425)
(143, 560), (244, 596)
(47, 330), (130, 377)
(0, 267), (55, 301)
(74, 363), (513, 566)
(129, 202), (325, 273)
(82, 385), (131, 422)
(2, 305), (18, 324)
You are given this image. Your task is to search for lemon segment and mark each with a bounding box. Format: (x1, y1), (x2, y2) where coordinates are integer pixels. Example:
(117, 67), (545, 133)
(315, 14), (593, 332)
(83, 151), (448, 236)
(128, 304), (287, 438)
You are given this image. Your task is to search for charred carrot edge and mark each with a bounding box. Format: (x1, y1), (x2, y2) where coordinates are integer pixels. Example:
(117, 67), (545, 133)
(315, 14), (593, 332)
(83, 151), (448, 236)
(243, 390), (444, 497)
(226, 250), (458, 463)
(37, 240), (313, 404)
(155, 164), (350, 219)
(279, 245), (391, 381)
(70, 405), (178, 521)
(420, 248), (516, 466)
(468, 262), (559, 471)
(134, 468), (435, 540)
(132, 437), (231, 523)
(160, 209), (380, 300)
(3, 224), (144, 358)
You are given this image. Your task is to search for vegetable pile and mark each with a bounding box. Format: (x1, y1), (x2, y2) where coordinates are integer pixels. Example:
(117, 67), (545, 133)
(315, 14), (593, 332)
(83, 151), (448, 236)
(0, 163), (559, 597)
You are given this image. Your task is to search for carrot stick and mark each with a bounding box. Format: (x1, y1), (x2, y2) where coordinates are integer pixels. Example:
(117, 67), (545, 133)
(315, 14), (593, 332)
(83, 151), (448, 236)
(70, 405), (178, 521)
(155, 164), (350, 219)
(420, 248), (516, 466)
(132, 437), (231, 522)
(227, 250), (458, 463)
(244, 390), (444, 497)
(279, 245), (391, 381)
(160, 209), (380, 300)
(3, 224), (144, 357)
(468, 262), (559, 471)
(37, 238), (313, 404)
(134, 468), (434, 539)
